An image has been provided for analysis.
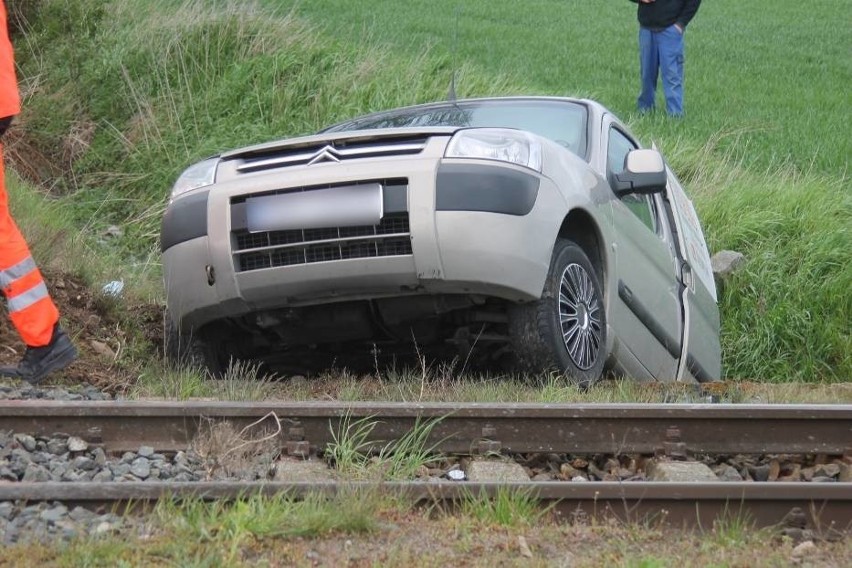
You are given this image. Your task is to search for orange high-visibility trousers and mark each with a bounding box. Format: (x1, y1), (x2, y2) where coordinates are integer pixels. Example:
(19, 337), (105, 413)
(0, 0), (58, 347)
(0, 146), (59, 347)
(0, 1), (20, 119)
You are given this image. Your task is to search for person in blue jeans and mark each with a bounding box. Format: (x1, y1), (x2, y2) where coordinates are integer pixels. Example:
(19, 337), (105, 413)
(630, 0), (702, 116)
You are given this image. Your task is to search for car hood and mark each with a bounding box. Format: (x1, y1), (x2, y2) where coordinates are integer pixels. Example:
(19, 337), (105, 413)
(220, 126), (460, 160)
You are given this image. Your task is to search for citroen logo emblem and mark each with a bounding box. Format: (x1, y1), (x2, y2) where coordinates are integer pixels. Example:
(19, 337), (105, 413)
(307, 145), (341, 165)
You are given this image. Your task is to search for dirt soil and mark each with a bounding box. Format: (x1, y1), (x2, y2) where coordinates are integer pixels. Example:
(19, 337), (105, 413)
(0, 269), (162, 394)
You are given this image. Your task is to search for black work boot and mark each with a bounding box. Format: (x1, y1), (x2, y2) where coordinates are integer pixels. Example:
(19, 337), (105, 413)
(0, 325), (77, 385)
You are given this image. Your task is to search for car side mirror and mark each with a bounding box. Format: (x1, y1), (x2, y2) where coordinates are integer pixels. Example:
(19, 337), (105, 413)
(613, 149), (667, 196)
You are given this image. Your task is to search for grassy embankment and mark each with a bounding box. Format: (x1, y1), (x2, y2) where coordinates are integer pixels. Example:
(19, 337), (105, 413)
(3, 2), (851, 564)
(9, 0), (850, 385)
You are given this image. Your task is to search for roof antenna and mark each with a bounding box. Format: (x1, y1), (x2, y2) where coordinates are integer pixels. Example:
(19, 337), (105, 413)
(447, 3), (460, 101)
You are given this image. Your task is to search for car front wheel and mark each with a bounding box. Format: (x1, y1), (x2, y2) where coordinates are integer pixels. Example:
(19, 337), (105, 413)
(509, 239), (607, 387)
(164, 311), (224, 377)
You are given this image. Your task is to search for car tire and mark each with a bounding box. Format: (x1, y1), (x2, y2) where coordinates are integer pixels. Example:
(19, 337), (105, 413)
(509, 239), (607, 387)
(164, 311), (224, 377)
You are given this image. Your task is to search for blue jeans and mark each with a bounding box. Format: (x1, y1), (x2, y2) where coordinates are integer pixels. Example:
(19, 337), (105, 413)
(638, 26), (685, 116)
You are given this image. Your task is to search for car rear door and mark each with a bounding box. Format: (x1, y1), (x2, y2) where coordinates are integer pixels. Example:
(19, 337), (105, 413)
(662, 168), (722, 381)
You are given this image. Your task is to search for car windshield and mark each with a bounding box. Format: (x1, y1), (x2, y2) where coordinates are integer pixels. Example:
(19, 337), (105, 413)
(323, 99), (589, 160)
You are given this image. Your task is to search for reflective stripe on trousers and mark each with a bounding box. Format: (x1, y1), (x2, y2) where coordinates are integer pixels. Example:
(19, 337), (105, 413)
(0, 143), (59, 347)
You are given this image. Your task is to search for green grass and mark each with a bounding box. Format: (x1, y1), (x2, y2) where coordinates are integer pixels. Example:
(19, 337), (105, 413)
(131, 359), (278, 400)
(27, 491), (386, 566)
(9, 0), (851, 382)
(327, 414), (444, 480)
(14, 495), (852, 567)
(269, 0), (851, 176)
(457, 486), (551, 528)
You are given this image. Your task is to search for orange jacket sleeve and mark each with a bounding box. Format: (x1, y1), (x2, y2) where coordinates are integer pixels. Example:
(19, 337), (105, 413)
(0, 1), (21, 118)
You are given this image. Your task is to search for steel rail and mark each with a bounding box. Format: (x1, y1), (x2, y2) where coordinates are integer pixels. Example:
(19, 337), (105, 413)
(1, 401), (850, 455)
(1, 481), (850, 529)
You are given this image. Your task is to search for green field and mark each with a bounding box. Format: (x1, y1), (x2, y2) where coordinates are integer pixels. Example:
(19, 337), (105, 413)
(9, 0), (851, 381)
(270, 0), (851, 175)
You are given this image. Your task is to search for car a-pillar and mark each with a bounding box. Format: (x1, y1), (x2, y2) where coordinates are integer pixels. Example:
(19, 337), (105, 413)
(508, 209), (607, 387)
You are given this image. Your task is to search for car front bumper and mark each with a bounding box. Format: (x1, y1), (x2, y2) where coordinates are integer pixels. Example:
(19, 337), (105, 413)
(163, 152), (568, 330)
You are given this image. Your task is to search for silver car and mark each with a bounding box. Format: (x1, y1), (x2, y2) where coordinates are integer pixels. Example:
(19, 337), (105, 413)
(161, 96), (720, 385)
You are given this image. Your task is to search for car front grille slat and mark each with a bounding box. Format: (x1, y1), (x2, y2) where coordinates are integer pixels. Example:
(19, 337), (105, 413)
(233, 213), (412, 272)
(236, 138), (428, 173)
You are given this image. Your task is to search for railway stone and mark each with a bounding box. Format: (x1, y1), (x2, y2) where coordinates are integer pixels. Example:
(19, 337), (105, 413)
(713, 464), (743, 481)
(0, 467), (16, 481)
(466, 459), (529, 483)
(92, 521), (117, 535)
(69, 506), (95, 522)
(92, 469), (113, 482)
(0, 383), (112, 401)
(273, 458), (336, 482)
(22, 463), (50, 482)
(839, 463), (851, 482)
(559, 463), (581, 479)
(30, 451), (50, 465)
(50, 462), (68, 479)
(0, 502), (12, 520)
(138, 446), (155, 458)
(749, 464), (771, 482)
(9, 455), (29, 477)
(13, 433), (36, 452)
(55, 519), (79, 540)
(791, 540), (816, 558)
(130, 457), (151, 479)
(46, 438), (68, 455)
(61, 470), (86, 482)
(814, 463), (840, 478)
(40, 505), (68, 524)
(92, 447), (107, 466)
(779, 464), (802, 482)
(646, 460), (717, 482)
(111, 463), (131, 477)
(72, 456), (96, 471)
(67, 436), (88, 452)
(810, 476), (835, 483)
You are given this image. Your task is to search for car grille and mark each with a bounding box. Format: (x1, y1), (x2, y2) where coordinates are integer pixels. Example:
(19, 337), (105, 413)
(235, 136), (428, 174)
(233, 213), (412, 272)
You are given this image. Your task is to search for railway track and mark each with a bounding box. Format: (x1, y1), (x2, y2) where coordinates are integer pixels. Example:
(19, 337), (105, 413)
(1, 401), (850, 530)
(2, 401), (849, 454)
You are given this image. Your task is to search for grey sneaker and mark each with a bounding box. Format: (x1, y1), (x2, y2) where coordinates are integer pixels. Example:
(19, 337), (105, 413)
(0, 325), (77, 384)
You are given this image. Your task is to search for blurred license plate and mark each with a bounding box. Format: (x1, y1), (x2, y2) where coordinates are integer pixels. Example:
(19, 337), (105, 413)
(246, 183), (383, 232)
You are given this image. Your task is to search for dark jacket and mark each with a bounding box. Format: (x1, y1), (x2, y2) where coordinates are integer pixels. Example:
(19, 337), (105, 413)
(629, 0), (701, 30)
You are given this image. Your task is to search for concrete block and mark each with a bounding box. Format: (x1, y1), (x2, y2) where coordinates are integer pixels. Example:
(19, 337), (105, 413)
(272, 458), (336, 482)
(466, 459), (529, 483)
(646, 460), (718, 482)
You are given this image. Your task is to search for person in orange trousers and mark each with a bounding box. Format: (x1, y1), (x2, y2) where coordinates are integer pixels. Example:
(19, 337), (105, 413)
(0, 1), (76, 384)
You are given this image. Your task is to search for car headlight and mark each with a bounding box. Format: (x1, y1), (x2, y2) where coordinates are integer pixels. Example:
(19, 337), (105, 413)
(170, 158), (219, 200)
(445, 128), (542, 172)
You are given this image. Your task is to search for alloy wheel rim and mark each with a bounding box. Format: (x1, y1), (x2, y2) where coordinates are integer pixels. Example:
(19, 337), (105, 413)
(558, 263), (602, 370)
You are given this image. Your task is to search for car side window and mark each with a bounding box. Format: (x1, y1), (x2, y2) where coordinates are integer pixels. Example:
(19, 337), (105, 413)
(607, 127), (657, 234)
